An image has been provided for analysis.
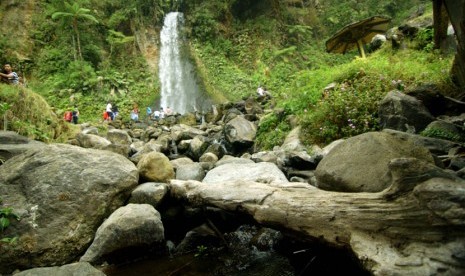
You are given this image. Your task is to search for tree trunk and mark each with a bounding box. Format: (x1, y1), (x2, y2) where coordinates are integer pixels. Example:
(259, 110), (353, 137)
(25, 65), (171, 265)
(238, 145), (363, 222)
(433, 0), (449, 51)
(72, 34), (77, 61)
(73, 20), (82, 60)
(169, 158), (465, 275)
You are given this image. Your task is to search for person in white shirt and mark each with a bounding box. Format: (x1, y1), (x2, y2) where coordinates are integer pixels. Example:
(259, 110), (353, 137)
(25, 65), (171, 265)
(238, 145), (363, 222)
(153, 109), (161, 120)
(105, 102), (114, 121)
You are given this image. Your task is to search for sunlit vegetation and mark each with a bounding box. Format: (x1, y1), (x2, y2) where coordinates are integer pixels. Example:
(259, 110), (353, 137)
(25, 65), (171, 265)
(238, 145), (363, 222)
(1, 0), (456, 150)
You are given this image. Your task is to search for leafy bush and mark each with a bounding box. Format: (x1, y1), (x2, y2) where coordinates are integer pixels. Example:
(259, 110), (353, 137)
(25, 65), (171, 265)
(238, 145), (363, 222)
(255, 112), (291, 151)
(415, 27), (435, 52)
(291, 48), (453, 146)
(0, 84), (72, 142)
(420, 126), (464, 142)
(0, 198), (20, 245)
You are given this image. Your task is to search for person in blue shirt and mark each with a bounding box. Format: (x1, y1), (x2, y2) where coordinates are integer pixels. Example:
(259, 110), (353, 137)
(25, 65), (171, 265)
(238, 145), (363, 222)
(0, 64), (19, 85)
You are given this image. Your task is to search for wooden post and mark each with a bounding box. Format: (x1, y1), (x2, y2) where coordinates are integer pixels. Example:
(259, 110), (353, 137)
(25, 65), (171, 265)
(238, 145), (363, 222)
(356, 39), (366, 58)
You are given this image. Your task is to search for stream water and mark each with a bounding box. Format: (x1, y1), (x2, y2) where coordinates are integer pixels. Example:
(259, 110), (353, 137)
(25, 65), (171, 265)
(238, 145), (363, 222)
(158, 12), (211, 114)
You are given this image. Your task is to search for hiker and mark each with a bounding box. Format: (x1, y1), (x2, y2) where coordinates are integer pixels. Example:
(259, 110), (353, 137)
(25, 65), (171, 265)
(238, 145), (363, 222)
(112, 104), (119, 119)
(0, 63), (19, 85)
(146, 106), (152, 122)
(131, 104), (140, 121)
(153, 109), (161, 121)
(72, 107), (79, 124)
(164, 106), (173, 116)
(257, 86), (265, 96)
(262, 86), (272, 97)
(106, 101), (114, 121)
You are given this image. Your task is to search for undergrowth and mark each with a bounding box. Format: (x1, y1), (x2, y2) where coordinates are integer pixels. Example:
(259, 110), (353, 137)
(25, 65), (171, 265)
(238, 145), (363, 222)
(0, 84), (75, 142)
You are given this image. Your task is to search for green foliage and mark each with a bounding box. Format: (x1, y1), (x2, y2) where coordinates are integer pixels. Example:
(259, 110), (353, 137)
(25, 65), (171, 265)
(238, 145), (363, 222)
(0, 207), (19, 232)
(191, 11), (219, 42)
(194, 245), (208, 257)
(255, 112), (291, 151)
(415, 27), (435, 52)
(0, 85), (71, 142)
(0, 0), (455, 151)
(0, 198), (20, 245)
(420, 126), (464, 142)
(51, 1), (99, 61)
(296, 48), (453, 145)
(0, 102), (11, 131)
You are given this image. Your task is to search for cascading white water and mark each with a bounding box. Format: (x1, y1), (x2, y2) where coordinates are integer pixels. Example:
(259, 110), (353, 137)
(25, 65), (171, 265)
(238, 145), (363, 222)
(159, 12), (205, 114)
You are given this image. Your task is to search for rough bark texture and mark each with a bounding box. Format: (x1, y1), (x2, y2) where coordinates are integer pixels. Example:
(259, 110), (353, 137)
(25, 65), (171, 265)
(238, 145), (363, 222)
(169, 158), (465, 275)
(444, 0), (465, 88)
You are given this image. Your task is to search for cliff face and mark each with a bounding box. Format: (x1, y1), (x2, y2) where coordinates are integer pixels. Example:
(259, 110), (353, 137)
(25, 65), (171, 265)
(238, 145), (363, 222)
(0, 0), (36, 61)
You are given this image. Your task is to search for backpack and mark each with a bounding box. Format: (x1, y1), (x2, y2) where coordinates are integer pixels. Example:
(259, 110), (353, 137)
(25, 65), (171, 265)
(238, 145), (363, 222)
(146, 107), (152, 114)
(64, 111), (72, 122)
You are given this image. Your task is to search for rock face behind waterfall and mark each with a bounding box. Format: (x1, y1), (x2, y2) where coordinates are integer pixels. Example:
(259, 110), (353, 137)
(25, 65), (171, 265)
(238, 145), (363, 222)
(0, 144), (139, 274)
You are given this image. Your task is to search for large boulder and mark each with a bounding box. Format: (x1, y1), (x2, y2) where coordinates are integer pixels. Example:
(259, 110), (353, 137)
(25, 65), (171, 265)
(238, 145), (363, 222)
(223, 116), (257, 153)
(378, 90), (435, 133)
(80, 204), (165, 264)
(0, 131), (45, 162)
(106, 129), (132, 146)
(0, 144), (139, 274)
(203, 162), (288, 184)
(315, 131), (434, 192)
(137, 151), (175, 183)
(170, 124), (206, 142)
(129, 182), (169, 207)
(14, 262), (104, 276)
(176, 163), (206, 181)
(76, 133), (112, 149)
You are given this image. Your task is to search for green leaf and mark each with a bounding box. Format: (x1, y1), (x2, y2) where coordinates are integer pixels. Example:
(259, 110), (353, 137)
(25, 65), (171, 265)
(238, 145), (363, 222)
(0, 217), (10, 231)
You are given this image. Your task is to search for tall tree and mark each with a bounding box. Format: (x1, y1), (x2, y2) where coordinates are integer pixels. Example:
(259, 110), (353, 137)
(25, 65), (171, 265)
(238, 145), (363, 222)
(52, 2), (99, 61)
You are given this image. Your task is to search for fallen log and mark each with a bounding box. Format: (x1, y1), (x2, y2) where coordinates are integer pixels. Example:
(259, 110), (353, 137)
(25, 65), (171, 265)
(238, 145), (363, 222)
(169, 158), (465, 275)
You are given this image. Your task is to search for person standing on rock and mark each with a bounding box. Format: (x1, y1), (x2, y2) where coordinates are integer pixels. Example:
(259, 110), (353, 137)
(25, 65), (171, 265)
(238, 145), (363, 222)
(106, 101), (114, 121)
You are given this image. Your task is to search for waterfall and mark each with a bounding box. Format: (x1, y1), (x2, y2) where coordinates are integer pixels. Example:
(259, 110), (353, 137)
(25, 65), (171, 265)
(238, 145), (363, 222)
(159, 12), (209, 114)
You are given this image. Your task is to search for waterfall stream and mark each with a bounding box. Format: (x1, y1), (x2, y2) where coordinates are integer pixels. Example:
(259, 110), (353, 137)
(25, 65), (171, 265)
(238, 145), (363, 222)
(159, 12), (210, 115)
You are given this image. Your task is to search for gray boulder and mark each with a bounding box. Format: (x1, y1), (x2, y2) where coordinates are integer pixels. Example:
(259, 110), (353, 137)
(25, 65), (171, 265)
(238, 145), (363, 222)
(378, 90), (435, 133)
(176, 163), (206, 181)
(76, 133), (112, 149)
(224, 116), (257, 150)
(315, 131), (434, 192)
(0, 144), (139, 274)
(129, 182), (169, 207)
(80, 204), (165, 264)
(0, 131), (45, 162)
(106, 129), (132, 146)
(14, 262), (104, 276)
(215, 155), (254, 167)
(203, 162), (288, 184)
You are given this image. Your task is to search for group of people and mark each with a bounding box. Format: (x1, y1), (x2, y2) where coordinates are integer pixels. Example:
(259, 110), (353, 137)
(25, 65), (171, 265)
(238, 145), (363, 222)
(146, 106), (173, 121)
(103, 101), (120, 121)
(0, 63), (19, 85)
(63, 107), (79, 124)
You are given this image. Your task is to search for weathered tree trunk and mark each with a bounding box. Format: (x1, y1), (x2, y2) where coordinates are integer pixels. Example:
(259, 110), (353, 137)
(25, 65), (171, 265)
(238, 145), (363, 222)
(169, 158), (465, 275)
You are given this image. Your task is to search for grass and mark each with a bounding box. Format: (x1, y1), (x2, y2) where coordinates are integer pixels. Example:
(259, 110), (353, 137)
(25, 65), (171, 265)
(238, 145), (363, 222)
(0, 84), (76, 142)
